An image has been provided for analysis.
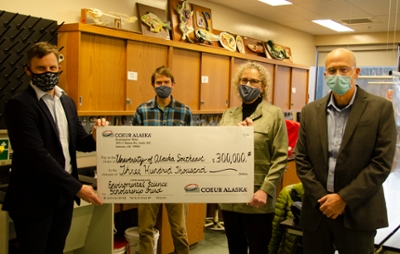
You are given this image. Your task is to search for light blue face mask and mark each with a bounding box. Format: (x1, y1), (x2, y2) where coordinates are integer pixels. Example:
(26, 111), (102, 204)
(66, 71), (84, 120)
(325, 75), (352, 95)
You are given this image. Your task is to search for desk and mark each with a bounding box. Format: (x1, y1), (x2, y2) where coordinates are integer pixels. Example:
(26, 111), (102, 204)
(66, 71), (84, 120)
(1, 201), (114, 254)
(383, 225), (400, 250)
(375, 170), (400, 251)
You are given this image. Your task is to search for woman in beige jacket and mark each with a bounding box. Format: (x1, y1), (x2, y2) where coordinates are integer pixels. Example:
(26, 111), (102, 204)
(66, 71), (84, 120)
(219, 61), (288, 254)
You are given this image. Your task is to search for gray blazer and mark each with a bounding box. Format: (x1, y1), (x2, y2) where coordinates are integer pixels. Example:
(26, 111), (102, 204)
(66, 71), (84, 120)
(295, 86), (396, 231)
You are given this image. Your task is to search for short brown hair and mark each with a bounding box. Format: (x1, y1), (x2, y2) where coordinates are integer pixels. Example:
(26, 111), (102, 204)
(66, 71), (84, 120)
(27, 41), (60, 66)
(151, 65), (175, 85)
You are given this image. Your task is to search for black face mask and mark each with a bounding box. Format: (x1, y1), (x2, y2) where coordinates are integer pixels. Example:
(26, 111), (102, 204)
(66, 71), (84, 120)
(155, 86), (172, 99)
(239, 85), (260, 102)
(30, 70), (59, 92)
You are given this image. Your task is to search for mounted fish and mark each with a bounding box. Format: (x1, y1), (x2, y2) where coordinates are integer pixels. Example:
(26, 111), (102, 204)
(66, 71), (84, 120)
(82, 8), (137, 28)
(141, 12), (171, 33)
(247, 43), (264, 53)
(195, 29), (220, 44)
(176, 0), (194, 43)
(265, 40), (291, 61)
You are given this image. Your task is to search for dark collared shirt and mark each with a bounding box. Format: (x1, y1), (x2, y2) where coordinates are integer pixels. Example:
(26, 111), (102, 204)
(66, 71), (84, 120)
(132, 96), (193, 126)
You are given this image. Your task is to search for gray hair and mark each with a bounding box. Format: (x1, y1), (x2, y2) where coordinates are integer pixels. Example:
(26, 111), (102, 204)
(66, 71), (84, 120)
(232, 61), (271, 101)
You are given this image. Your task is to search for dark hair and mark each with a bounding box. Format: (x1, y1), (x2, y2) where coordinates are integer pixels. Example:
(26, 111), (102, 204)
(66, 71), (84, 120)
(27, 41), (60, 66)
(151, 65), (175, 84)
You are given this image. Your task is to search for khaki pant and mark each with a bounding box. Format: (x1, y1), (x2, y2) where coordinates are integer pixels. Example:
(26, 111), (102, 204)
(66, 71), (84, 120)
(138, 203), (189, 254)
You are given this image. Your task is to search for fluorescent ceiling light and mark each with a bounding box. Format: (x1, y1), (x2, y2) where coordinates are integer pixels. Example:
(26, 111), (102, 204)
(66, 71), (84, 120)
(312, 19), (354, 32)
(258, 0), (293, 6)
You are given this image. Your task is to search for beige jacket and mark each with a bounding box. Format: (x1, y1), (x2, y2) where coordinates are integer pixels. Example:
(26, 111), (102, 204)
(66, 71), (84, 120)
(219, 101), (288, 214)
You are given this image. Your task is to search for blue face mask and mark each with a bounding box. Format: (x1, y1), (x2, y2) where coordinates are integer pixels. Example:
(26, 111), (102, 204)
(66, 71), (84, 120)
(155, 86), (172, 99)
(325, 75), (352, 95)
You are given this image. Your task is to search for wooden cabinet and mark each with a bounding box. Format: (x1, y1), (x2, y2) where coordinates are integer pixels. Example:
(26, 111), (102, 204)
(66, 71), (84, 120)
(157, 203), (206, 254)
(58, 23), (309, 115)
(276, 160), (301, 197)
(273, 65), (309, 111)
(58, 32), (126, 113)
(274, 65), (292, 110)
(170, 48), (201, 111)
(113, 203), (206, 254)
(126, 41), (169, 111)
(290, 68), (309, 110)
(282, 160), (300, 187)
(200, 53), (230, 111)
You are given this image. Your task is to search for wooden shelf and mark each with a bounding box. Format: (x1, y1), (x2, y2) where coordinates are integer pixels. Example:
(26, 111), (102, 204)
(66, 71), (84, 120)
(58, 22), (309, 115)
(59, 23), (309, 69)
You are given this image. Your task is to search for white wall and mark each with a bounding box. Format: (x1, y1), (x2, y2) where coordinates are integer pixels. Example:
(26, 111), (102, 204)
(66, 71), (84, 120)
(2, 0), (316, 66)
(317, 45), (399, 67)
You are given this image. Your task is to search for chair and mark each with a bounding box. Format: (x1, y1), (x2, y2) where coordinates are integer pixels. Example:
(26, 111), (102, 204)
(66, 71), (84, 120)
(204, 204), (224, 231)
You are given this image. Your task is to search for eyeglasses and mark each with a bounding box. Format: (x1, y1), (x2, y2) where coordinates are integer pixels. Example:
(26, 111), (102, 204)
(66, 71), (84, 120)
(326, 66), (355, 75)
(240, 78), (261, 86)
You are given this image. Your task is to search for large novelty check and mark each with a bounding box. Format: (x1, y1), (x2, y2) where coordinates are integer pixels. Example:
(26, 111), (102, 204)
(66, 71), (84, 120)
(96, 126), (254, 203)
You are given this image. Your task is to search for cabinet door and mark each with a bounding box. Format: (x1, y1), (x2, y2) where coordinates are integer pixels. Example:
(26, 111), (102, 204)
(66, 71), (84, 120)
(170, 48), (201, 111)
(126, 41), (168, 111)
(273, 65), (291, 110)
(290, 68), (309, 110)
(79, 34), (126, 111)
(277, 160), (301, 197)
(258, 62), (275, 104)
(157, 203), (206, 254)
(200, 53), (230, 111)
(282, 160), (300, 187)
(230, 58), (245, 108)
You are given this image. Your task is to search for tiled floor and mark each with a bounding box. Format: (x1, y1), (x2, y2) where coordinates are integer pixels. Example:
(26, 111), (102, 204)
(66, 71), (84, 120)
(189, 225), (400, 254)
(189, 170), (400, 254)
(190, 228), (229, 254)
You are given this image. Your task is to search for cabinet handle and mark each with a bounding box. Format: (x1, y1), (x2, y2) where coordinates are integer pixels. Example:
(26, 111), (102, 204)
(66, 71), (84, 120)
(79, 96), (82, 106)
(126, 98), (132, 105)
(226, 99), (229, 106)
(201, 100), (205, 105)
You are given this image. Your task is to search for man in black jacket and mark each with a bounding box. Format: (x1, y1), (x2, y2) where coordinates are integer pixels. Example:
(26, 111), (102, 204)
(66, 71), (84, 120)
(3, 42), (108, 253)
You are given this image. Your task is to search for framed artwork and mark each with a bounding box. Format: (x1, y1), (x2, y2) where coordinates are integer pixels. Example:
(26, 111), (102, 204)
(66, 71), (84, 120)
(169, 0), (219, 46)
(242, 36), (267, 58)
(264, 40), (293, 62)
(169, 0), (196, 42)
(192, 4), (218, 46)
(137, 3), (171, 40)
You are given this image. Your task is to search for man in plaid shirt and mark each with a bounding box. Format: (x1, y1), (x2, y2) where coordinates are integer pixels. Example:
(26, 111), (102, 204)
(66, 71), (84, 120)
(133, 66), (192, 254)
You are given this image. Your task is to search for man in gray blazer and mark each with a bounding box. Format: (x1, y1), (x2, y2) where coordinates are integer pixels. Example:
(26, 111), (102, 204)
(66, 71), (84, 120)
(295, 48), (396, 253)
